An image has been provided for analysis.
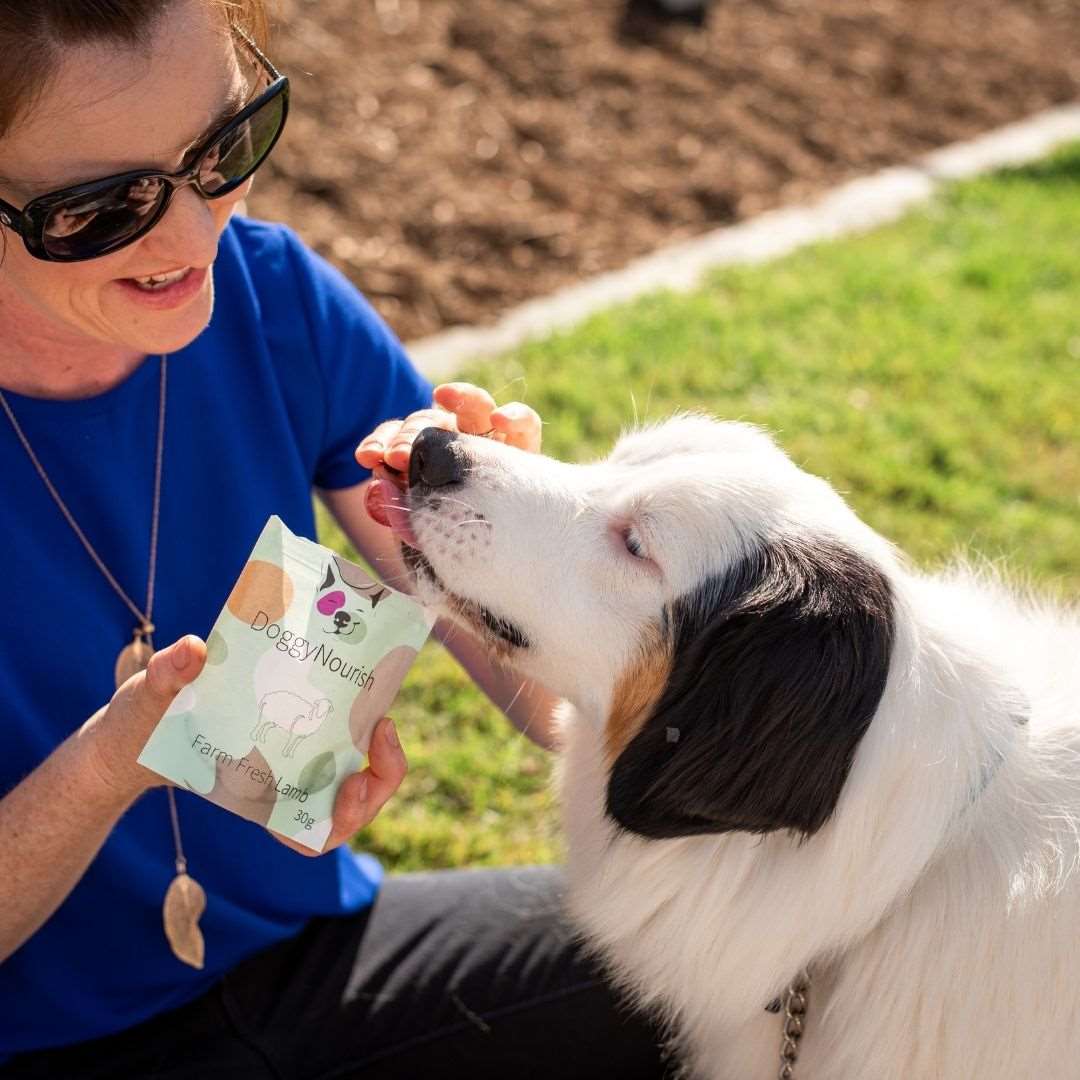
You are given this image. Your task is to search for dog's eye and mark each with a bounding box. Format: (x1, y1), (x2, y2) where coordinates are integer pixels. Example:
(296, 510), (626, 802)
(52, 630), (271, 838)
(623, 525), (648, 559)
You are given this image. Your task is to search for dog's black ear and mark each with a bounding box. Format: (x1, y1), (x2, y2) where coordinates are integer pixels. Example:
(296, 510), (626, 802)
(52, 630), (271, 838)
(606, 537), (894, 839)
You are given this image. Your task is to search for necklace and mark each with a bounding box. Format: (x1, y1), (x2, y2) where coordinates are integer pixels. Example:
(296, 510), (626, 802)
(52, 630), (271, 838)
(777, 969), (810, 1079)
(0, 357), (208, 970)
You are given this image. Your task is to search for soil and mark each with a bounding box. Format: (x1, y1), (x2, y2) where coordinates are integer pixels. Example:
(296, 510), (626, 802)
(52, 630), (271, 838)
(247, 0), (1080, 342)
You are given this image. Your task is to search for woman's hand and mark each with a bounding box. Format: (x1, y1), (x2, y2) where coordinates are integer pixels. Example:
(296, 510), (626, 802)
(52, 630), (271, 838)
(275, 716), (407, 857)
(80, 636), (210, 803)
(83, 638), (406, 856)
(356, 382), (542, 480)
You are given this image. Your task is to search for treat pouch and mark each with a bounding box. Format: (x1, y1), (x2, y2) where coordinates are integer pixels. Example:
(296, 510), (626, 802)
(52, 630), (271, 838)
(138, 515), (434, 851)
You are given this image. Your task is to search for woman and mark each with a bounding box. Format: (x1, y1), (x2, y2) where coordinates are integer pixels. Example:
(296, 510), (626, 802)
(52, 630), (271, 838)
(0, 1), (669, 1076)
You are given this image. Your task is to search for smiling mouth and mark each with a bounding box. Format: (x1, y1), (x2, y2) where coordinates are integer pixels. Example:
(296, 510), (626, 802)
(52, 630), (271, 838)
(130, 267), (190, 290)
(402, 544), (529, 650)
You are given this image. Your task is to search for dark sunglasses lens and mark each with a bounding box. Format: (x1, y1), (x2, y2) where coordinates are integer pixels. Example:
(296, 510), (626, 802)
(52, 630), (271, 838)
(41, 176), (167, 260)
(199, 88), (285, 196)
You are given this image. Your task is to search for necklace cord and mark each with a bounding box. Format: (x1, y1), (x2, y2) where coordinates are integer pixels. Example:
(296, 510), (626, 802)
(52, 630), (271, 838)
(0, 358), (167, 634)
(0, 393), (148, 628)
(145, 358), (166, 628)
(0, 356), (187, 872)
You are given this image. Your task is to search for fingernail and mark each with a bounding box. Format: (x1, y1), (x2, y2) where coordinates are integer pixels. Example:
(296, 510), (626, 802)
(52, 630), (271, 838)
(364, 440), (383, 453)
(384, 718), (400, 749)
(171, 637), (191, 671)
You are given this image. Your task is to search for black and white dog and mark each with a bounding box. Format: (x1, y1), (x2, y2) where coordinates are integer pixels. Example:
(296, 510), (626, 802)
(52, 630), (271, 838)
(383, 416), (1080, 1079)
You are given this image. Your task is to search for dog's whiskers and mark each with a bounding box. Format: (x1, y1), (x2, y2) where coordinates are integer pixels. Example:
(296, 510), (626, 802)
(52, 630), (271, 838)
(490, 375), (528, 402)
(433, 613), (463, 650)
(434, 494), (476, 512)
(643, 374), (656, 424)
(366, 561), (415, 589)
(505, 678), (527, 718)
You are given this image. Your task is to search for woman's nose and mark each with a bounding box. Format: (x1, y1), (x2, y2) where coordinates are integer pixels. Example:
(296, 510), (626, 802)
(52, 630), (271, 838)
(140, 183), (222, 268)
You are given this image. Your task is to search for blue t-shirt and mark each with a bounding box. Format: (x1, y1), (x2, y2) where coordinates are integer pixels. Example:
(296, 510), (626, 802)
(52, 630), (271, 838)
(0, 218), (432, 1058)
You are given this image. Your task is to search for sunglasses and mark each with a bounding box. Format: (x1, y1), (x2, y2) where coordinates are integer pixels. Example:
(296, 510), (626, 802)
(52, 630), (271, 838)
(0, 33), (288, 263)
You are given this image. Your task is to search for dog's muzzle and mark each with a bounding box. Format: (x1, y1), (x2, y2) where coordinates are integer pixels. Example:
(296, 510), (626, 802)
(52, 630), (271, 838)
(402, 428), (530, 652)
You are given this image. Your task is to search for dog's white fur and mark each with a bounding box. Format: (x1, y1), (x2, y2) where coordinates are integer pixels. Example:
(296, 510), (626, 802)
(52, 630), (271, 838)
(401, 416), (1080, 1079)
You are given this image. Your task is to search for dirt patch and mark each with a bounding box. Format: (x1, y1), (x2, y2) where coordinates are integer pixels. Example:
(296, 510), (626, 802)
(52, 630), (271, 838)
(248, 0), (1080, 342)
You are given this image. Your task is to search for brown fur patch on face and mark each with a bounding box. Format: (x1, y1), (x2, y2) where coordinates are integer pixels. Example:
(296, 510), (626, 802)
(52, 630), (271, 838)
(604, 625), (673, 766)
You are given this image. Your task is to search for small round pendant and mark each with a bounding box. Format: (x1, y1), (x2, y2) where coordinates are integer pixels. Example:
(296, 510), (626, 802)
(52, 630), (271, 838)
(115, 638), (154, 689)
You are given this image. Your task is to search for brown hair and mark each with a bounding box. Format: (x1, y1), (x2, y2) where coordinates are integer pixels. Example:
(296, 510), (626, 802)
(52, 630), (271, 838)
(0, 0), (270, 140)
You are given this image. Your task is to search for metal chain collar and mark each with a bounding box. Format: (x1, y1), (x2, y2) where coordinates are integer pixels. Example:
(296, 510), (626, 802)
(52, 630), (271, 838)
(778, 970), (810, 1080)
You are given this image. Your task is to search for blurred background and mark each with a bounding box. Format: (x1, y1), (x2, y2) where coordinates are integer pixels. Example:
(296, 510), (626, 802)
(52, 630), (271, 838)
(248, 1), (1080, 872)
(250, 0), (1080, 340)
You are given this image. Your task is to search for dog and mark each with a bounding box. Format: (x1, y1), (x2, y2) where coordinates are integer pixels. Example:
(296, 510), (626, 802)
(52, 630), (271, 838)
(379, 415), (1080, 1079)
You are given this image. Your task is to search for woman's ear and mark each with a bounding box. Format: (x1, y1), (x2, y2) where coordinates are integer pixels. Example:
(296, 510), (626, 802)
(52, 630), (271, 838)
(606, 537), (895, 840)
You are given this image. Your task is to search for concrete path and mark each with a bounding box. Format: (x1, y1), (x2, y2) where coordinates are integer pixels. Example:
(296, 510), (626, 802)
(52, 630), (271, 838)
(405, 103), (1080, 381)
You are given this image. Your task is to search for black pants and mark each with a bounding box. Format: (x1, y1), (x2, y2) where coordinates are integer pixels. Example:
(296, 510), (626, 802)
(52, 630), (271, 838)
(4, 866), (675, 1079)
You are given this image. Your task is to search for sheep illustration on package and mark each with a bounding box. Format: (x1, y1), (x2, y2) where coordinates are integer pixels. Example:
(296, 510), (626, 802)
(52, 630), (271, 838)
(138, 516), (434, 851)
(251, 692), (334, 758)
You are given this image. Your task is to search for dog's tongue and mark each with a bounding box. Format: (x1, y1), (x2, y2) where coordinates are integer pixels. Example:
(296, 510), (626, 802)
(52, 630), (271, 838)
(366, 474), (420, 548)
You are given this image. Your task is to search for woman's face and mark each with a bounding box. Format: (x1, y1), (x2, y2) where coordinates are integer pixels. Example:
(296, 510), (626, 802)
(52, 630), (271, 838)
(0, 0), (253, 359)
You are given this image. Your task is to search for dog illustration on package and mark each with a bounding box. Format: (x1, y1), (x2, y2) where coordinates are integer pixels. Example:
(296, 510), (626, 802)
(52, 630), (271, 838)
(315, 556), (390, 639)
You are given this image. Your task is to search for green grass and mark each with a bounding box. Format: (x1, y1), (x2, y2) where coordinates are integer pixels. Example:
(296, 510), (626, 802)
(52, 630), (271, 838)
(320, 143), (1080, 872)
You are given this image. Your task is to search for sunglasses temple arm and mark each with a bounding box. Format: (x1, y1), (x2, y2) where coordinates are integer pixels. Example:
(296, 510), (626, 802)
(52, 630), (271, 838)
(0, 198), (22, 233)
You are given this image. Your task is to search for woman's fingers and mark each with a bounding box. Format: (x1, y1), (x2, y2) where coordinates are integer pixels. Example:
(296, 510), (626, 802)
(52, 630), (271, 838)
(385, 409), (458, 473)
(491, 402), (542, 453)
(281, 717), (407, 857)
(435, 384), (541, 451)
(357, 384), (542, 488)
(349, 717), (406, 817)
(356, 410), (457, 474)
(137, 636), (208, 714)
(85, 635), (209, 801)
(434, 383), (498, 435)
(356, 419), (405, 469)
(325, 717), (408, 849)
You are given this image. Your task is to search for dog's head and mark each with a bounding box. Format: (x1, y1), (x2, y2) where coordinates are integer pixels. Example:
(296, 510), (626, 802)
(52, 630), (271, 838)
(314, 556), (391, 638)
(390, 415), (897, 841)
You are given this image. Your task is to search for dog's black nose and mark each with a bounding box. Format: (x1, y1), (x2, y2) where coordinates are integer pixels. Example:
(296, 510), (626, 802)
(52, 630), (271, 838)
(410, 427), (466, 488)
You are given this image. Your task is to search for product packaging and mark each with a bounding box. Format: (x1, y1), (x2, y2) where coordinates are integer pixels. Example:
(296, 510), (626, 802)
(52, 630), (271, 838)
(138, 515), (434, 851)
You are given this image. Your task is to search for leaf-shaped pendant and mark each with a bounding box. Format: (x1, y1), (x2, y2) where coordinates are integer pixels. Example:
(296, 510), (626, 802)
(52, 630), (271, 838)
(115, 638), (153, 690)
(162, 871), (207, 969)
